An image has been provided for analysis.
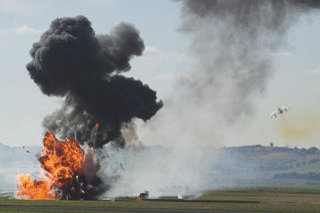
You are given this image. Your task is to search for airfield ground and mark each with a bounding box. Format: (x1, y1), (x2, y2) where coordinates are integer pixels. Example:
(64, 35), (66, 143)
(2, 187), (320, 212)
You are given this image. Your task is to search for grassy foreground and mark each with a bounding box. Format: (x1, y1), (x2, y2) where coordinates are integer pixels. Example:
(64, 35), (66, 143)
(2, 187), (320, 212)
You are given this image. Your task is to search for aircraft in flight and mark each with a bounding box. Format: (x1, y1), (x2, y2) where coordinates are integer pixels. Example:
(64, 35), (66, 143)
(270, 106), (290, 119)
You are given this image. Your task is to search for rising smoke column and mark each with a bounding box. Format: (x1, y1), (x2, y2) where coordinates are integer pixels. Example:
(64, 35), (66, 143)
(27, 16), (163, 148)
(177, 0), (320, 122)
(124, 1), (320, 196)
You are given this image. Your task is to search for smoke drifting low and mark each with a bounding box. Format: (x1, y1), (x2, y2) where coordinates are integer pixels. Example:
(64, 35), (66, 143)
(27, 16), (163, 148)
(22, 2), (320, 199)
(121, 0), (320, 198)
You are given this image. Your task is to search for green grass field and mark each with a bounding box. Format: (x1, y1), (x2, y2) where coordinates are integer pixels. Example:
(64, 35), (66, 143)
(2, 187), (320, 212)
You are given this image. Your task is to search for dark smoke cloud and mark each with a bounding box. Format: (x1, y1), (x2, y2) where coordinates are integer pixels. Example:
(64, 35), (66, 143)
(27, 16), (163, 148)
(177, 0), (320, 122)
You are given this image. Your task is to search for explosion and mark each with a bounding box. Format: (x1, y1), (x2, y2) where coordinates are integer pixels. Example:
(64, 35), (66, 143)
(27, 16), (162, 148)
(17, 132), (87, 200)
(17, 174), (54, 200)
(17, 15), (162, 200)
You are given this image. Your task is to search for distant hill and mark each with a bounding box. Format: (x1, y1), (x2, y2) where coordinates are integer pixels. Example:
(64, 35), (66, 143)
(0, 142), (319, 195)
(0, 143), (41, 166)
(224, 145), (320, 171)
(221, 145), (320, 185)
(0, 143), (41, 195)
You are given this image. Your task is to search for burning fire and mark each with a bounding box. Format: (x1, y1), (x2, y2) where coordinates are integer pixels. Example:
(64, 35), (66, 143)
(17, 132), (84, 200)
(16, 174), (54, 200)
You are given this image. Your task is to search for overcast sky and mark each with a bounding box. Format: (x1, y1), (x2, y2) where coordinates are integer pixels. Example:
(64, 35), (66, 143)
(0, 0), (320, 147)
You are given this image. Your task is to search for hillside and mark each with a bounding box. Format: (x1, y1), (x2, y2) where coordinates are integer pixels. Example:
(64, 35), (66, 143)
(221, 145), (320, 185)
(0, 142), (319, 195)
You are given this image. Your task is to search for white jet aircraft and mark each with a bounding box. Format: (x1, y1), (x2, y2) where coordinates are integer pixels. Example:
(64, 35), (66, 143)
(270, 106), (290, 119)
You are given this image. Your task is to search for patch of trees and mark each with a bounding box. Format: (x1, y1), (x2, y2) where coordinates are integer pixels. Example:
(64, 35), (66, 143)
(274, 172), (320, 180)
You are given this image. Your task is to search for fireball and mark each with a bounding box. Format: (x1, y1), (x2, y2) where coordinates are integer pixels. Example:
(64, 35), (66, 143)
(17, 132), (84, 200)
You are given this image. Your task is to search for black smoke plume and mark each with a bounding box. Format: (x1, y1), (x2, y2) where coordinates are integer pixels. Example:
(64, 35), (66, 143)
(27, 16), (163, 148)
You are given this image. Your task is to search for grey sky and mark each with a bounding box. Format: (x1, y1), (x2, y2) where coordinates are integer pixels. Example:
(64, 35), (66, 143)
(0, 0), (320, 147)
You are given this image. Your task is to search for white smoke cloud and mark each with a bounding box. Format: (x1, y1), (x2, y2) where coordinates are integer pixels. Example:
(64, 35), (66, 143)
(98, 0), (320, 198)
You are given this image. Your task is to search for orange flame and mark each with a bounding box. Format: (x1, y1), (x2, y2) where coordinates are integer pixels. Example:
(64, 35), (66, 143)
(16, 174), (54, 200)
(17, 132), (84, 200)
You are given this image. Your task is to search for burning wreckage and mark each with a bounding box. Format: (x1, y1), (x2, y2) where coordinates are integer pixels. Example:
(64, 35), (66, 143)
(17, 126), (104, 200)
(16, 16), (162, 200)
(18, 132), (88, 200)
(137, 191), (149, 200)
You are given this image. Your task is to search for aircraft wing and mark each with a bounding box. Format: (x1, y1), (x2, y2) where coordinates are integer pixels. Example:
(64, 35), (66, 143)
(281, 106), (290, 112)
(270, 111), (277, 118)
